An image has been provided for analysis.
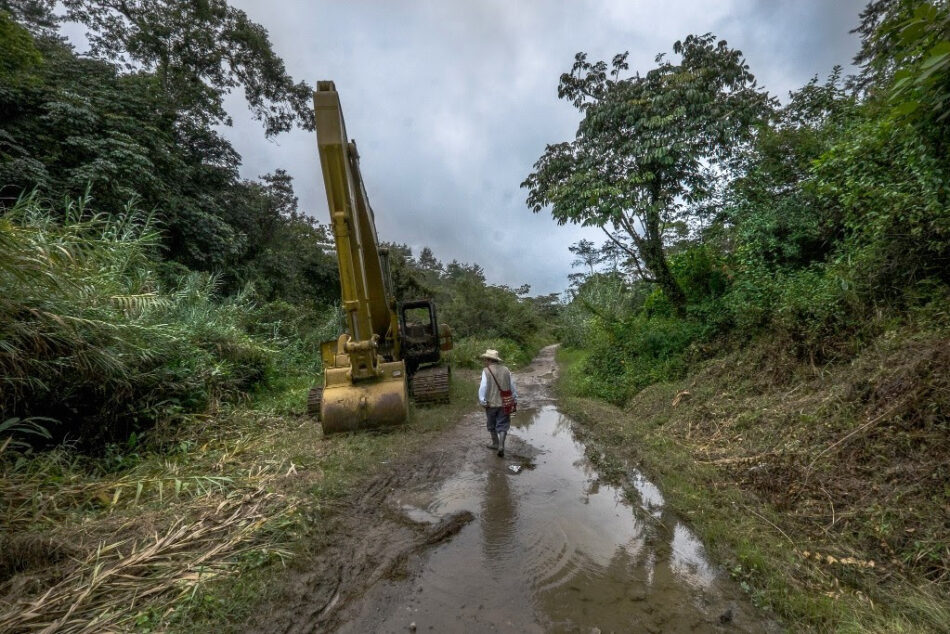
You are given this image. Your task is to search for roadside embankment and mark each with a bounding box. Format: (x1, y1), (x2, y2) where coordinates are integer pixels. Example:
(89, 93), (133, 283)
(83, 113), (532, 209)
(555, 331), (949, 633)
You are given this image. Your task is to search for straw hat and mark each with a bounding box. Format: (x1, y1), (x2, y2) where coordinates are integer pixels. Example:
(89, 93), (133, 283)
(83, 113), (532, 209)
(479, 348), (502, 362)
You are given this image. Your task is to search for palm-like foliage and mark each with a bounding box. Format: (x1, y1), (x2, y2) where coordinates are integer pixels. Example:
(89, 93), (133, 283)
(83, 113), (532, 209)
(1, 194), (159, 400)
(0, 194), (287, 447)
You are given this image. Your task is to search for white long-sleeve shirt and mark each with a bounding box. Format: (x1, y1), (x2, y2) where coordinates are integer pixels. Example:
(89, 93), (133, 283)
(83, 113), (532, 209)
(478, 364), (518, 407)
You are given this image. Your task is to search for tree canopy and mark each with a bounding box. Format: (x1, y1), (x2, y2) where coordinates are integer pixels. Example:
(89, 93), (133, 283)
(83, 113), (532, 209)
(60, 0), (314, 136)
(0, 1), (333, 295)
(523, 34), (772, 311)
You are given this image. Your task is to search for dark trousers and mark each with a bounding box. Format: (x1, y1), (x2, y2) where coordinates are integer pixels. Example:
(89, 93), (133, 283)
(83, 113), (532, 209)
(485, 406), (510, 435)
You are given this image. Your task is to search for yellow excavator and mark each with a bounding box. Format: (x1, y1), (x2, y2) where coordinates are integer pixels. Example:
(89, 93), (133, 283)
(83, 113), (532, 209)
(307, 81), (452, 434)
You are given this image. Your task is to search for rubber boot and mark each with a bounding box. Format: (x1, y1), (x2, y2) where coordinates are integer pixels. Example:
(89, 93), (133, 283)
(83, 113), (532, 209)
(497, 431), (507, 458)
(487, 431), (498, 450)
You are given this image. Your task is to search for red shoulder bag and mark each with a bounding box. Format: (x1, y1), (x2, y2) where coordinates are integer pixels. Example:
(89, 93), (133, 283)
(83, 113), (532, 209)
(487, 367), (517, 415)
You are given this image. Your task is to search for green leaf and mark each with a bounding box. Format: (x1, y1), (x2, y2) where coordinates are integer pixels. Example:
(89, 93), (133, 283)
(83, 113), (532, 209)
(913, 3), (938, 21)
(928, 41), (950, 57)
(899, 21), (925, 45)
(921, 57), (949, 76)
(893, 101), (921, 116)
(918, 55), (949, 80)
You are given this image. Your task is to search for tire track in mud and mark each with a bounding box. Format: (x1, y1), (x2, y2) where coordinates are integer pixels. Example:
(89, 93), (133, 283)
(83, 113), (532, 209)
(254, 464), (473, 634)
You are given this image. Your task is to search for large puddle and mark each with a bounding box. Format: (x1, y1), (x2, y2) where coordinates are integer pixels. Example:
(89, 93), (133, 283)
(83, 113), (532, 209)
(343, 404), (776, 632)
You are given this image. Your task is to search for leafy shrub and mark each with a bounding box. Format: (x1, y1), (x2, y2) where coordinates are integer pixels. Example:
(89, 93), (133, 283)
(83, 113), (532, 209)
(446, 336), (536, 370)
(559, 272), (640, 345)
(242, 299), (340, 377)
(770, 266), (865, 360)
(573, 311), (704, 405)
(0, 195), (330, 450)
(811, 117), (950, 292)
(669, 245), (730, 304)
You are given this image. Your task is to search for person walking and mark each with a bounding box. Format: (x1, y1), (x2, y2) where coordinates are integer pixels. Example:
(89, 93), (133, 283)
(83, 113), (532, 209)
(477, 349), (518, 457)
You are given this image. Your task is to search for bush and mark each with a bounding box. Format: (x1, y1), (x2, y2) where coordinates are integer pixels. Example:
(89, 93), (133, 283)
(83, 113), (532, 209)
(0, 195), (331, 450)
(812, 117), (950, 293)
(446, 336), (537, 370)
(669, 245), (730, 304)
(571, 311), (704, 405)
(241, 299), (340, 379)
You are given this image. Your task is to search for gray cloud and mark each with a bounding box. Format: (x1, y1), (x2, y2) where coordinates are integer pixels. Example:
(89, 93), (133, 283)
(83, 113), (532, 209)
(223, 0), (866, 295)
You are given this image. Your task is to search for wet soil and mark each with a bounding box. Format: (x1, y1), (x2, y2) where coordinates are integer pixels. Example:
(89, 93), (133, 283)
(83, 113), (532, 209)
(252, 346), (779, 633)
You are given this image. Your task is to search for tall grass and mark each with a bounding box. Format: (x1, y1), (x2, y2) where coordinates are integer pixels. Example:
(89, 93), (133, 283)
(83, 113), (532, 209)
(0, 194), (333, 450)
(446, 336), (540, 370)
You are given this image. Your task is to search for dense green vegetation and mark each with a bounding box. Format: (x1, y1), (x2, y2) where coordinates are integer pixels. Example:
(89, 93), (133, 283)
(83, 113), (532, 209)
(2, 0), (946, 630)
(0, 0), (340, 450)
(0, 2), (551, 452)
(386, 244), (556, 368)
(532, 1), (949, 629)
(530, 2), (949, 407)
(0, 193), (343, 448)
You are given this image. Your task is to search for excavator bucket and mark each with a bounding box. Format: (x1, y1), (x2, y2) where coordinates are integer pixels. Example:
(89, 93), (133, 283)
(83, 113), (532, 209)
(318, 361), (409, 434)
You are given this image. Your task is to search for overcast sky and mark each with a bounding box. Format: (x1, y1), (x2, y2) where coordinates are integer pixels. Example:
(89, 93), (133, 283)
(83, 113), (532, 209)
(220, 0), (867, 296)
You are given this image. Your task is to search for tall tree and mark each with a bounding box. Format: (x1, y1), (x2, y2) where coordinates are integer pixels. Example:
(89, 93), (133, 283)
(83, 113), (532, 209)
(0, 0), (59, 37)
(598, 237), (626, 274)
(417, 246), (443, 273)
(0, 4), (335, 290)
(61, 0), (313, 137)
(523, 34), (772, 313)
(568, 239), (599, 275)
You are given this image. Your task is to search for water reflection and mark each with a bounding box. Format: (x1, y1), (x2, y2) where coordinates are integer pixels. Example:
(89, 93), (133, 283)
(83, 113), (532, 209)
(515, 406), (758, 630)
(670, 523), (717, 589)
(385, 404), (772, 633)
(630, 469), (666, 517)
(481, 468), (517, 575)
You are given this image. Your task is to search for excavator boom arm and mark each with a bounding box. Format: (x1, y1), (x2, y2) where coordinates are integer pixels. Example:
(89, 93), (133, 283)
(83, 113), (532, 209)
(314, 81), (394, 344)
(311, 82), (408, 434)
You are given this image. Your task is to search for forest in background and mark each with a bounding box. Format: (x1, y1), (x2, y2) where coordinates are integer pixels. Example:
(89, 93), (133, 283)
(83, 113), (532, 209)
(0, 0), (552, 451)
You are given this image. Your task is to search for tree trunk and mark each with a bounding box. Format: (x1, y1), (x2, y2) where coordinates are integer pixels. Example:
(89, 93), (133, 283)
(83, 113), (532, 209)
(641, 204), (687, 316)
(642, 236), (687, 315)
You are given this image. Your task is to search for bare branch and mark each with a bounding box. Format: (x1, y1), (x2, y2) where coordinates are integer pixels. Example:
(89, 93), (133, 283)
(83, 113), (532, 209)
(600, 227), (654, 282)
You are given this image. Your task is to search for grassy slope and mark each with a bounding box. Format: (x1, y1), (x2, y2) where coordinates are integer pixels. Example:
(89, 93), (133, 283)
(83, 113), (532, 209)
(0, 371), (480, 632)
(556, 326), (949, 633)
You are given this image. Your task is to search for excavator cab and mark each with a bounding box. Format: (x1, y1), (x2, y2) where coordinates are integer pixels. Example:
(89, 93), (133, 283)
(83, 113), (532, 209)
(400, 299), (453, 405)
(399, 300), (441, 372)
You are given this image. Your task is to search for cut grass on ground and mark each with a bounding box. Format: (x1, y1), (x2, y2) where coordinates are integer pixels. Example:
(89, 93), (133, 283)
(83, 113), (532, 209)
(0, 371), (480, 633)
(555, 332), (949, 634)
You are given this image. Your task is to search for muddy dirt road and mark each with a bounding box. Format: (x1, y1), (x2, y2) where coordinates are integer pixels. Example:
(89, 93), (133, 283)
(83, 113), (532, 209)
(255, 346), (778, 633)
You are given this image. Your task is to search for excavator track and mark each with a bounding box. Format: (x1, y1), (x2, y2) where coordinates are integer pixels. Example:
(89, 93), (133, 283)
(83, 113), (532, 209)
(307, 386), (323, 420)
(411, 365), (451, 405)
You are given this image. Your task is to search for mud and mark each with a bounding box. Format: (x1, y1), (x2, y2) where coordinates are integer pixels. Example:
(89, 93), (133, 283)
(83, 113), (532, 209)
(253, 346), (779, 633)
